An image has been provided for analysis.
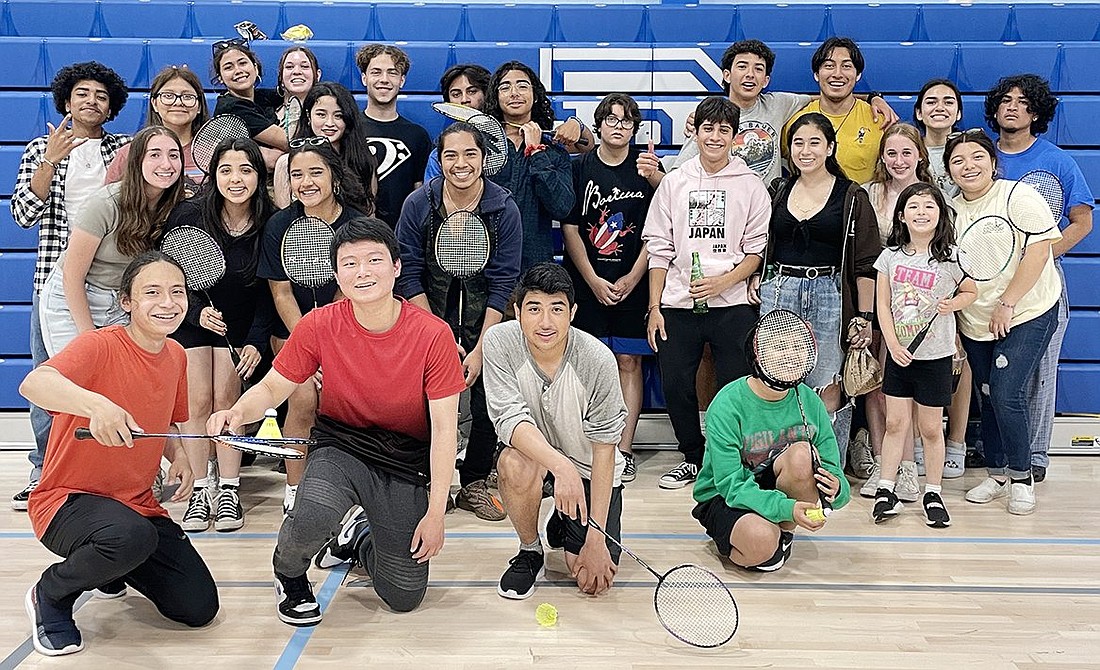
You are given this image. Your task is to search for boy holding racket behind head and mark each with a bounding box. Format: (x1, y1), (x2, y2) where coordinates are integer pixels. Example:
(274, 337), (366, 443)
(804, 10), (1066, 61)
(692, 316), (850, 572)
(484, 263), (628, 599)
(209, 217), (464, 626)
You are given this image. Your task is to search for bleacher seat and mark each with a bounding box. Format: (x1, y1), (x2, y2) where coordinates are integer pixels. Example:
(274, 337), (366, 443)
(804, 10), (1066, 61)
(1056, 363), (1100, 414)
(0, 358), (33, 409)
(0, 304), (32, 356)
(0, 253), (35, 301)
(1063, 256), (1100, 309)
(0, 203), (38, 250)
(1063, 311), (1100, 362)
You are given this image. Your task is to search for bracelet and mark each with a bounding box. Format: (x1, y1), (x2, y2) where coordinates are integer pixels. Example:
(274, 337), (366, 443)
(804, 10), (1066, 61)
(523, 143), (547, 158)
(568, 115), (586, 134)
(645, 304), (661, 318)
(997, 299), (1016, 310)
(41, 157), (59, 170)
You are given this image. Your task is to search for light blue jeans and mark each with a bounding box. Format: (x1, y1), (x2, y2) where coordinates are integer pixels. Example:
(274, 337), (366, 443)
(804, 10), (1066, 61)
(39, 267), (128, 358)
(27, 291), (51, 480)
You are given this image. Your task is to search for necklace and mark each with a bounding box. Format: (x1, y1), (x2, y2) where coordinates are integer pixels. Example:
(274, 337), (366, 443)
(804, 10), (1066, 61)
(443, 180), (484, 213)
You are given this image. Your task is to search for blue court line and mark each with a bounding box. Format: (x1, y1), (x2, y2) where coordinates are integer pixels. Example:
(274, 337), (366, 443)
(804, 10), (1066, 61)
(272, 564), (351, 670)
(0, 592), (91, 670)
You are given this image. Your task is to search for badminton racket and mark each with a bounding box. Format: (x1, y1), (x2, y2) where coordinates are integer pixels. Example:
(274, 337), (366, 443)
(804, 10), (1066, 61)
(905, 214), (1016, 354)
(435, 209), (492, 341)
(282, 96), (303, 143)
(586, 518), (739, 648)
(74, 428), (311, 459)
(191, 114), (250, 175)
(281, 215), (336, 309)
(431, 103), (510, 176)
(160, 225), (245, 372)
(753, 309), (818, 389)
(1007, 169), (1063, 262)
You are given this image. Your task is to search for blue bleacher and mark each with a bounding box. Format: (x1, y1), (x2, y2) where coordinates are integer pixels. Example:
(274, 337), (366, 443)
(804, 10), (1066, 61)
(0, 203), (38, 250)
(0, 359), (33, 408)
(0, 304), (31, 356)
(0, 252), (35, 301)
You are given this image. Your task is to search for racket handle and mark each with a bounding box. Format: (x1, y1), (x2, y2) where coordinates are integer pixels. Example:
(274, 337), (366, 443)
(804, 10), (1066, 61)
(75, 427), (94, 440)
(906, 321), (933, 354)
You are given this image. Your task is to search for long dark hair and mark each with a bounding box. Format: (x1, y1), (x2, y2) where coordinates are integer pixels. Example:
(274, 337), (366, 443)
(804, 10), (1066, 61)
(485, 61), (555, 129)
(785, 112), (847, 180)
(197, 137), (274, 282)
(117, 126), (186, 256)
(887, 182), (956, 263)
(287, 142), (371, 216)
(295, 82), (377, 215)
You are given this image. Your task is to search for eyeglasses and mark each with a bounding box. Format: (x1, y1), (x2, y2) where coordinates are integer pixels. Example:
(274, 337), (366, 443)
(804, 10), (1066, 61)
(947, 128), (986, 141)
(497, 81), (533, 94)
(602, 116), (636, 130)
(211, 37), (248, 57)
(154, 91), (200, 108)
(289, 136), (331, 149)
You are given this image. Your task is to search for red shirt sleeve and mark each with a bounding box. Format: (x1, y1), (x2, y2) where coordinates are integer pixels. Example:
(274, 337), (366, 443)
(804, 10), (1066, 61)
(171, 344), (189, 424)
(423, 322), (466, 401)
(273, 311), (322, 384)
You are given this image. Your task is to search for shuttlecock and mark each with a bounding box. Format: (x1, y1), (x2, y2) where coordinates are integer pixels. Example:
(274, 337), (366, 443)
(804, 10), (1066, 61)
(535, 602), (557, 627)
(256, 409), (282, 439)
(281, 24), (314, 41)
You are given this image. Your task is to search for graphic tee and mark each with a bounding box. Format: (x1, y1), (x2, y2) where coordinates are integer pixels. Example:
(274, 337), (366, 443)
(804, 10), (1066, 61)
(785, 99), (884, 183)
(362, 114), (433, 227)
(873, 247), (964, 360)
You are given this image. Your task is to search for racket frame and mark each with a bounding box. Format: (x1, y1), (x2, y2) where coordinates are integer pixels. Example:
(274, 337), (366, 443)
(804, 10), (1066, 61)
(74, 427), (315, 447)
(281, 215), (336, 309)
(191, 114), (250, 176)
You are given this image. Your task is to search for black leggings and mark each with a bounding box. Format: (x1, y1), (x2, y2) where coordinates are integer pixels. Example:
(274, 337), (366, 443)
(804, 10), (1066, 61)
(38, 494), (219, 627)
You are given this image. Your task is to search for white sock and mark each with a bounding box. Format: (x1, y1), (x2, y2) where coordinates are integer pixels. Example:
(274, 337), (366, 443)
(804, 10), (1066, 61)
(193, 477), (210, 489)
(878, 479), (896, 492)
(925, 484), (942, 495)
(220, 477), (240, 488)
(284, 484), (297, 498)
(520, 539), (543, 554)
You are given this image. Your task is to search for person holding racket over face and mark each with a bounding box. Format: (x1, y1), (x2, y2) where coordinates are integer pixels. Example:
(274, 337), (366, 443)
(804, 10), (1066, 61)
(395, 122), (522, 522)
(258, 140), (370, 515)
(164, 137), (277, 533)
(871, 183), (976, 527)
(210, 218), (464, 626)
(275, 46), (321, 141)
(986, 74), (1095, 484)
(692, 311), (849, 573)
(423, 64), (493, 182)
(19, 252), (219, 657)
(484, 264), (628, 599)
(211, 39), (288, 169)
(946, 130), (1062, 516)
(562, 93), (664, 484)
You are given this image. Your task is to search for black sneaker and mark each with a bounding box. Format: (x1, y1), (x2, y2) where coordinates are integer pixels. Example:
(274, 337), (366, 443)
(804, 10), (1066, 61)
(12, 480), (38, 511)
(1031, 465), (1047, 483)
(497, 549), (545, 600)
(91, 579), (127, 599)
(922, 491), (952, 528)
(25, 585), (83, 656)
(214, 485), (244, 532)
(748, 531), (793, 572)
(872, 488), (903, 524)
(621, 452), (637, 484)
(544, 511), (565, 550)
(315, 510), (370, 569)
(658, 461), (698, 490)
(273, 572), (322, 626)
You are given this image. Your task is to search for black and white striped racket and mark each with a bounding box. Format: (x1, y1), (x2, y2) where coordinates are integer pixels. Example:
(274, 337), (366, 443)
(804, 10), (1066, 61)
(74, 427), (309, 459)
(906, 214), (1016, 354)
(160, 225), (242, 371)
(585, 519), (739, 648)
(281, 215), (335, 309)
(1007, 170), (1062, 256)
(192, 114), (250, 175)
(435, 209), (491, 338)
(432, 103), (509, 176)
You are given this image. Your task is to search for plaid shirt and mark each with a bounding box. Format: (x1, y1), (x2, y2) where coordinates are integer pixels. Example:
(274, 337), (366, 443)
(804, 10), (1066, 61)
(10, 133), (131, 292)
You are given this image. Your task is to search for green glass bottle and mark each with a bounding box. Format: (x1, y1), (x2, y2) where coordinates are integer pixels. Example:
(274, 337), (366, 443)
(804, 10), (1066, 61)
(691, 251), (708, 314)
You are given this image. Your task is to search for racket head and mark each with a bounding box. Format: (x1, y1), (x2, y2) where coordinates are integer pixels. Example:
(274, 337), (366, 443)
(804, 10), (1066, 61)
(282, 97), (303, 141)
(160, 225), (226, 291)
(192, 115), (250, 175)
(956, 215), (1017, 282)
(1007, 173), (1061, 235)
(752, 309), (818, 388)
(432, 102), (482, 122)
(214, 436), (305, 459)
(465, 113), (509, 176)
(435, 210), (491, 278)
(281, 216), (335, 289)
(654, 564), (739, 648)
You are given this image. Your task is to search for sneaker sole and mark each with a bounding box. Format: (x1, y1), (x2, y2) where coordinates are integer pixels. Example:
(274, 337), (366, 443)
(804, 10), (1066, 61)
(25, 588), (83, 657)
(456, 498), (507, 522)
(924, 515), (952, 528)
(873, 503), (903, 523)
(91, 587), (127, 600)
(1008, 503), (1037, 516)
(620, 472), (637, 484)
(214, 518), (244, 532)
(657, 478), (694, 490)
(181, 521), (210, 533)
(497, 566), (546, 600)
(12, 500), (29, 511)
(277, 610), (323, 626)
(965, 491), (1008, 504)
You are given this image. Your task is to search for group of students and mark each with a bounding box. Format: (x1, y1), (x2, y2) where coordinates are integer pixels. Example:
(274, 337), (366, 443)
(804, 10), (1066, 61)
(9, 32), (1093, 657)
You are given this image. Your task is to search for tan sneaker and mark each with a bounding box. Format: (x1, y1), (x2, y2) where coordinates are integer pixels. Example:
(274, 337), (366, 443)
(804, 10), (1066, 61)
(895, 461), (920, 503)
(456, 480), (506, 521)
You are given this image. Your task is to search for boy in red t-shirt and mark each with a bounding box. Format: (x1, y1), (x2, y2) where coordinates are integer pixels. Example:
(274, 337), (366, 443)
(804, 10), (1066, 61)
(19, 253), (218, 657)
(209, 217), (464, 627)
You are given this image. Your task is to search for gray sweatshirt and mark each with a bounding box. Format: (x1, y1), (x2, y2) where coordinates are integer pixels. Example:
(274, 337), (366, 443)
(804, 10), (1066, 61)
(482, 321), (627, 485)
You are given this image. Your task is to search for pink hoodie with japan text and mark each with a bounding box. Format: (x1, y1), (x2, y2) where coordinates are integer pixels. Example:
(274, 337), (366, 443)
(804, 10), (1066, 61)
(642, 155), (771, 309)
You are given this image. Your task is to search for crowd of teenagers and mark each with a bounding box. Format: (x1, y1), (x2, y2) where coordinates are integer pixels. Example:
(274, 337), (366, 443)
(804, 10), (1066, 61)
(9, 34), (1093, 657)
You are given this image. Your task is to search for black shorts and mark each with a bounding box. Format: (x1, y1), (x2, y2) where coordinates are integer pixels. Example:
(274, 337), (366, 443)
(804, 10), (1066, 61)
(170, 321), (228, 349)
(692, 462), (778, 558)
(546, 478), (623, 564)
(882, 355), (953, 407)
(571, 301), (648, 353)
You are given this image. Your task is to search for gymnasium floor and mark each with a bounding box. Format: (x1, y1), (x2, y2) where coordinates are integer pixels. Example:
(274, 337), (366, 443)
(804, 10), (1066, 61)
(2, 448), (1099, 669)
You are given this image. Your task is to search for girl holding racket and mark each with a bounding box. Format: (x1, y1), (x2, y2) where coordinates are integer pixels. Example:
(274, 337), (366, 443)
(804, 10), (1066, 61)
(165, 138), (277, 532)
(211, 39), (288, 168)
(275, 46), (320, 140)
(258, 140), (368, 514)
(40, 126), (185, 357)
(872, 183), (975, 527)
(946, 130), (1061, 516)
(273, 82), (378, 212)
(106, 66), (210, 196)
(395, 122), (522, 521)
(752, 113), (881, 469)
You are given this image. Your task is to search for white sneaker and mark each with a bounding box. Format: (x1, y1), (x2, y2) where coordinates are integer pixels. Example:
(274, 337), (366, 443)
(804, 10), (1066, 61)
(1008, 482), (1036, 515)
(283, 485), (298, 518)
(965, 477), (1008, 504)
(913, 438), (925, 476)
(943, 440), (966, 479)
(895, 461), (920, 503)
(859, 456), (881, 498)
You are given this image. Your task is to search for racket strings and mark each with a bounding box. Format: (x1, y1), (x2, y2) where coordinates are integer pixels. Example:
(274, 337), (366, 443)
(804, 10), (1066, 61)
(957, 216), (1016, 281)
(754, 310), (818, 385)
(436, 212), (491, 278)
(654, 565), (739, 648)
(192, 115), (250, 173)
(1009, 173), (1063, 235)
(161, 227), (227, 291)
(282, 218), (335, 289)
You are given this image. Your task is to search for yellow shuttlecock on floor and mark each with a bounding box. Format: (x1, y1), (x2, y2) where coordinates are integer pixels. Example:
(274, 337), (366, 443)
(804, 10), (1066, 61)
(535, 602), (557, 627)
(256, 409), (283, 439)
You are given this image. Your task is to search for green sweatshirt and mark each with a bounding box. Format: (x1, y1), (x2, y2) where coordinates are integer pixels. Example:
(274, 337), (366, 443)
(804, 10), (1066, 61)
(693, 377), (851, 523)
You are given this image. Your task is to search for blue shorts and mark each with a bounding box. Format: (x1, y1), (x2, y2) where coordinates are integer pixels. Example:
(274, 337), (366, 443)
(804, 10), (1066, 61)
(760, 274), (843, 390)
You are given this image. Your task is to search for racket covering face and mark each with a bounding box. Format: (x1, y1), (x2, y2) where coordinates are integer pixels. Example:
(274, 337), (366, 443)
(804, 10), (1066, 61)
(281, 216), (336, 290)
(435, 210), (491, 279)
(753, 309), (818, 387)
(161, 226), (226, 292)
(654, 564), (740, 648)
(282, 97), (303, 142)
(192, 115), (250, 175)
(432, 104), (509, 177)
(1009, 170), (1063, 235)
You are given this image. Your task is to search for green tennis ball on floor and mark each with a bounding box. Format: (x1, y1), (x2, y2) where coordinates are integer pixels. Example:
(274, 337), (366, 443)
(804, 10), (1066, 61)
(535, 602), (558, 627)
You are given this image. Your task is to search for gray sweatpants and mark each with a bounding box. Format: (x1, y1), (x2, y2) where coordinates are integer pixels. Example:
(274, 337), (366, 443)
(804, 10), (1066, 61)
(273, 447), (429, 612)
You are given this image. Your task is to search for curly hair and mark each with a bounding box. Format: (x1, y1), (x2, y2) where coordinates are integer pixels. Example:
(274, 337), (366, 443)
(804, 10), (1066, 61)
(485, 61), (555, 130)
(355, 44), (411, 76)
(720, 39), (776, 94)
(984, 74), (1058, 136)
(51, 61), (128, 121)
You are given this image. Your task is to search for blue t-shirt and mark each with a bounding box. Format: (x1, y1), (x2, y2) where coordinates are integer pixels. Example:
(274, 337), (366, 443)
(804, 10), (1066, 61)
(997, 137), (1094, 229)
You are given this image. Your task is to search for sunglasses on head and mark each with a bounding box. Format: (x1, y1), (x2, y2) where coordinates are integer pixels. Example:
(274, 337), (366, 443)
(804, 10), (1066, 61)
(211, 37), (248, 57)
(947, 128), (986, 141)
(289, 136), (331, 149)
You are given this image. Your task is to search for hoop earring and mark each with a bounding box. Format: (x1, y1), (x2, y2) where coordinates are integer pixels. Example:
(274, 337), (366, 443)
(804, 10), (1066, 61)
(333, 183), (341, 196)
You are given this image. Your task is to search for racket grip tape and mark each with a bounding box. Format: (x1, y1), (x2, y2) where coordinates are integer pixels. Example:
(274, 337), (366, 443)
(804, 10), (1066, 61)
(74, 427), (94, 440)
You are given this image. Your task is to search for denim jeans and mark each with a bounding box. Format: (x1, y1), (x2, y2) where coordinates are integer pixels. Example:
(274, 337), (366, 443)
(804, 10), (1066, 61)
(39, 267), (128, 358)
(1026, 263), (1068, 467)
(962, 303), (1058, 479)
(760, 274), (843, 390)
(27, 291), (52, 480)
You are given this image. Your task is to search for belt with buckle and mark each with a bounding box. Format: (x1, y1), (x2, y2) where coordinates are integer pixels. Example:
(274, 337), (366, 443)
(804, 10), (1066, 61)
(776, 264), (839, 279)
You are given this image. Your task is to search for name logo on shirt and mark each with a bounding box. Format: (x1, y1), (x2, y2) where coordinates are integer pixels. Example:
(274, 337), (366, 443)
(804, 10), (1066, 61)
(893, 265), (936, 291)
(855, 127), (868, 144)
(581, 180), (645, 217)
(366, 138), (411, 181)
(688, 190), (727, 252)
(733, 121), (778, 177)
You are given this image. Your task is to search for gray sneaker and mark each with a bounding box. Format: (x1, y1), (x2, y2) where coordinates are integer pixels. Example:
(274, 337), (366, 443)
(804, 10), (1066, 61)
(859, 456), (882, 498)
(895, 461), (920, 503)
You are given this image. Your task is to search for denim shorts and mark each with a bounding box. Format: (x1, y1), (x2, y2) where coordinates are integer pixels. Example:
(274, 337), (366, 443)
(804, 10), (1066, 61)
(759, 274), (843, 390)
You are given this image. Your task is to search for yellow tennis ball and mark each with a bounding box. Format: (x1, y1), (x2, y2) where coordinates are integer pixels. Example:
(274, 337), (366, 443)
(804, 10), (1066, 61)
(535, 602), (558, 627)
(806, 507), (826, 522)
